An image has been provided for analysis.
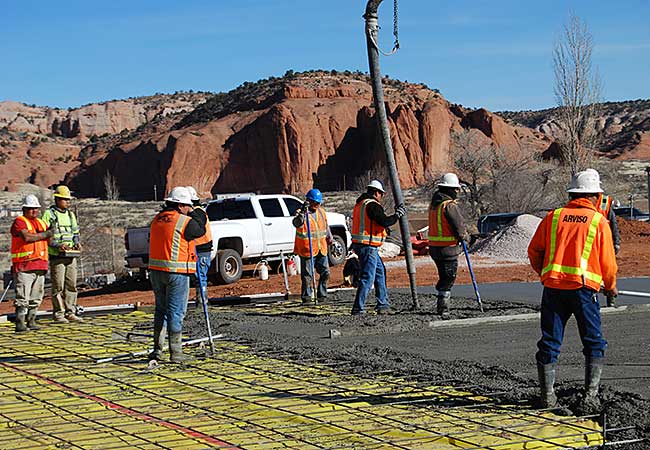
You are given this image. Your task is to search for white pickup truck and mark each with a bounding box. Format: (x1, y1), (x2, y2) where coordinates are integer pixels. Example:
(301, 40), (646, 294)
(124, 193), (351, 284)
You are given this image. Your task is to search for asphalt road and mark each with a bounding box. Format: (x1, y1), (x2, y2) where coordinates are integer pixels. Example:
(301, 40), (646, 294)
(409, 277), (650, 306)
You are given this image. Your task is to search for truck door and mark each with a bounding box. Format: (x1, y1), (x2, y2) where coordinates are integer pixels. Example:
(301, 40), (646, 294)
(258, 198), (294, 254)
(207, 199), (264, 255)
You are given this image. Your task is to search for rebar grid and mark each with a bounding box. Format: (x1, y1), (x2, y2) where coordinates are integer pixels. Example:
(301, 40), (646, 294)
(0, 313), (608, 449)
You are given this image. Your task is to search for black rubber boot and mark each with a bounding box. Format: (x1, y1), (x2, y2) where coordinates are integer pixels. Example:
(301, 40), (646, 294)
(436, 291), (451, 318)
(585, 356), (604, 399)
(148, 325), (166, 361)
(26, 308), (40, 330)
(169, 331), (192, 363)
(15, 306), (28, 332)
(537, 362), (558, 408)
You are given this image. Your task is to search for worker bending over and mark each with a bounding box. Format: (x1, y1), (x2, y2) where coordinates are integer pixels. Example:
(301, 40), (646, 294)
(528, 170), (617, 409)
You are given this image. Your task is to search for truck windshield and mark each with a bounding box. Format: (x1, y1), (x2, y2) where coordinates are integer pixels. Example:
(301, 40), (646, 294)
(207, 199), (256, 220)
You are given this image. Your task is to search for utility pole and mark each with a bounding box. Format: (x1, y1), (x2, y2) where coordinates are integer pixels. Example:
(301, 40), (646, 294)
(364, 0), (419, 309)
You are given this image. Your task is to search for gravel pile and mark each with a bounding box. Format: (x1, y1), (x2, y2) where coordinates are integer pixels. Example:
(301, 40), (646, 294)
(472, 214), (542, 261)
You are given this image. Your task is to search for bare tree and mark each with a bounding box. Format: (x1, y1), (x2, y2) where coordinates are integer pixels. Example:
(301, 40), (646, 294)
(553, 14), (603, 174)
(450, 130), (493, 218)
(103, 172), (120, 201)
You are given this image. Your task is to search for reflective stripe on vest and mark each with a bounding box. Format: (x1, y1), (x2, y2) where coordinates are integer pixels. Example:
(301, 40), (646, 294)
(428, 200), (459, 246)
(351, 199), (386, 247)
(11, 216), (49, 263)
(541, 208), (603, 285)
(43, 207), (79, 256)
(598, 194), (612, 217)
(148, 211), (196, 273)
(294, 208), (328, 257)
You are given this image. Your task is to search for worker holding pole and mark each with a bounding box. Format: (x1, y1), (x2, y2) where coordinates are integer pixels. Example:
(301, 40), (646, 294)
(528, 169), (617, 409)
(148, 187), (206, 363)
(292, 189), (331, 304)
(428, 173), (469, 318)
(350, 180), (406, 315)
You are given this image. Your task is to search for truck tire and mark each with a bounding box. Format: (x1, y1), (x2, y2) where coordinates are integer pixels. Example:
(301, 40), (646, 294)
(216, 249), (243, 284)
(328, 234), (346, 266)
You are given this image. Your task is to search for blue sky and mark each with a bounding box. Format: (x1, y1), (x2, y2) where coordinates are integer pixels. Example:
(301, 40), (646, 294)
(1, 0), (648, 111)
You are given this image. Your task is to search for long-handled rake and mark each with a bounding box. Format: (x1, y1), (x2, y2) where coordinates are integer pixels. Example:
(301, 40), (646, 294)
(461, 241), (483, 312)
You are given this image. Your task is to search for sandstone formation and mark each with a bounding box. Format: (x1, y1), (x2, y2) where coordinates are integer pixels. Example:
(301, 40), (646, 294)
(64, 73), (548, 199)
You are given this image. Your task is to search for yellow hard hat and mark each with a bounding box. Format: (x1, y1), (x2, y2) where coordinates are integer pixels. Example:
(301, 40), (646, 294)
(53, 185), (73, 199)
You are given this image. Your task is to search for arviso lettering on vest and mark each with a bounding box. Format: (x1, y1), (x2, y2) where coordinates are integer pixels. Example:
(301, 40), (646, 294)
(562, 214), (588, 223)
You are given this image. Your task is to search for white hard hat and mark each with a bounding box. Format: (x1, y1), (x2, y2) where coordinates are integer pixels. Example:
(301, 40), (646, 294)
(186, 186), (199, 201)
(367, 179), (385, 193)
(22, 194), (41, 208)
(437, 173), (461, 188)
(164, 186), (193, 205)
(567, 170), (603, 193)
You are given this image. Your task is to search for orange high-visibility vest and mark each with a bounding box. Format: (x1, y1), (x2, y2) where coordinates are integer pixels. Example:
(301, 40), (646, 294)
(351, 199), (386, 247)
(428, 200), (459, 247)
(194, 209), (212, 248)
(597, 194), (612, 218)
(294, 208), (328, 257)
(11, 216), (49, 264)
(148, 210), (196, 273)
(538, 207), (610, 291)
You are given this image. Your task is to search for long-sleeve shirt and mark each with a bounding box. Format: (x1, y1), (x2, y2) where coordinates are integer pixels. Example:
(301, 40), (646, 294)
(292, 208), (333, 241)
(429, 191), (467, 259)
(354, 193), (399, 228)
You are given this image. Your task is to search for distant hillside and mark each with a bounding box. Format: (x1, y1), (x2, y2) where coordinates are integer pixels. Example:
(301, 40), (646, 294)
(63, 70), (547, 199)
(497, 99), (650, 158)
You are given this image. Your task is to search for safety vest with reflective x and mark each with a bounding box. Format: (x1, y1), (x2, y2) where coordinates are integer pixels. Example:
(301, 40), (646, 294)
(148, 210), (196, 274)
(428, 200), (459, 247)
(540, 207), (604, 291)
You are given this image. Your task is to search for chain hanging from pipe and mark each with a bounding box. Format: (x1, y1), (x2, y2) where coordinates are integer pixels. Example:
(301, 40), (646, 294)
(367, 0), (400, 56)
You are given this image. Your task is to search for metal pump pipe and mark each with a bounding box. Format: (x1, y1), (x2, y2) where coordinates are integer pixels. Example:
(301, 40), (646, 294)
(364, 0), (419, 309)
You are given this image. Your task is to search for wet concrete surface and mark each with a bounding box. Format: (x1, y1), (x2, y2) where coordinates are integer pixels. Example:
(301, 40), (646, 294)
(182, 289), (650, 447)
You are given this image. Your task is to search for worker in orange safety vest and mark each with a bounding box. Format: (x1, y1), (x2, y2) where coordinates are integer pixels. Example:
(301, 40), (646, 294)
(528, 169), (618, 409)
(148, 186), (206, 363)
(10, 195), (53, 332)
(428, 173), (469, 318)
(292, 188), (331, 303)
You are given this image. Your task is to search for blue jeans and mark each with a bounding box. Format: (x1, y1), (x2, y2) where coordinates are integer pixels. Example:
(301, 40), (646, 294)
(300, 253), (330, 300)
(351, 244), (389, 313)
(536, 286), (607, 365)
(195, 252), (211, 301)
(150, 270), (191, 334)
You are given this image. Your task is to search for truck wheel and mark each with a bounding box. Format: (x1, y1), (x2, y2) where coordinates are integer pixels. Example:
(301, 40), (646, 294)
(216, 249), (243, 284)
(328, 234), (346, 266)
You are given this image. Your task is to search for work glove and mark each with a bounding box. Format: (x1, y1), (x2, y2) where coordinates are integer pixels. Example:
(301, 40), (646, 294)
(461, 232), (470, 245)
(395, 203), (407, 219)
(614, 244), (620, 255)
(604, 287), (618, 299)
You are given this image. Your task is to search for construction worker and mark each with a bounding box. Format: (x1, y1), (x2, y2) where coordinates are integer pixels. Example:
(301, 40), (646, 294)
(528, 169), (617, 409)
(585, 168), (621, 307)
(41, 185), (83, 323)
(10, 195), (53, 332)
(187, 187), (213, 308)
(148, 186), (206, 363)
(292, 188), (331, 304)
(350, 180), (406, 315)
(428, 173), (469, 318)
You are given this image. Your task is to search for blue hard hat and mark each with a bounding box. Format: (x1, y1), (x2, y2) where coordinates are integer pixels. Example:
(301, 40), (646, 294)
(305, 188), (323, 203)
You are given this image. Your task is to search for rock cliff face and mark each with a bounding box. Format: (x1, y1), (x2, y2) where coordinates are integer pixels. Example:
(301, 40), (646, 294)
(64, 73), (547, 199)
(0, 93), (209, 191)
